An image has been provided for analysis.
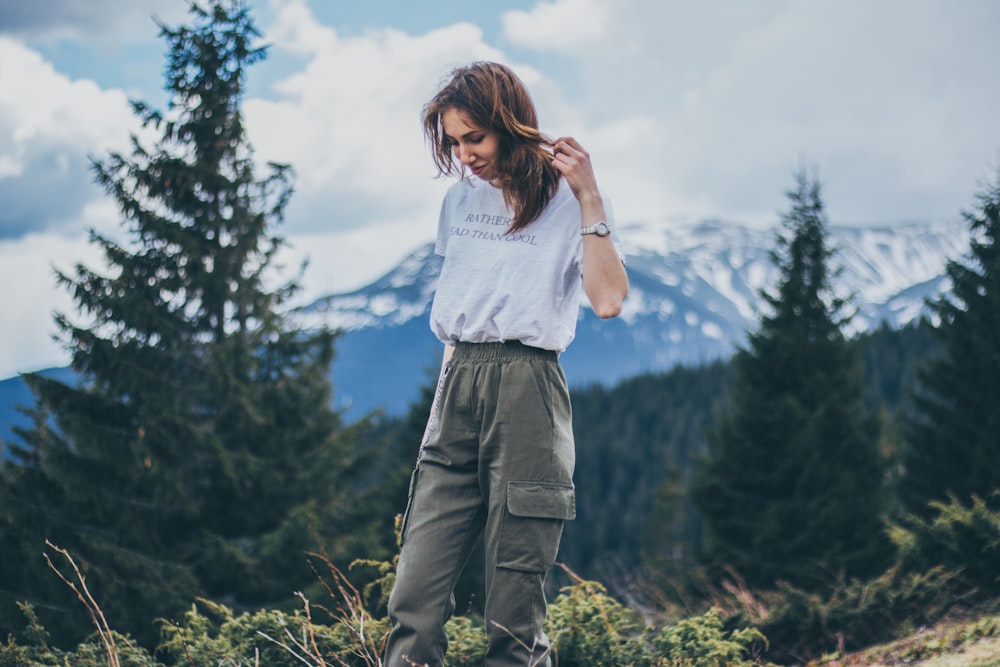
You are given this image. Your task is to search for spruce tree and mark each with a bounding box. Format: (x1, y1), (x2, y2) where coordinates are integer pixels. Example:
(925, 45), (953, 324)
(692, 170), (888, 589)
(902, 171), (1000, 514)
(0, 1), (373, 646)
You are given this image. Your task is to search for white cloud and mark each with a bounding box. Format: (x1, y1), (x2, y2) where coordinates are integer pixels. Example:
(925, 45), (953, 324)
(0, 37), (140, 237)
(0, 0), (188, 43)
(3, 0), (1000, 379)
(274, 217), (440, 300)
(500, 0), (1000, 225)
(0, 38), (132, 377)
(0, 231), (108, 378)
(655, 0), (1000, 223)
(0, 2), (519, 375)
(502, 0), (608, 52)
(0, 38), (134, 153)
(244, 0), (531, 238)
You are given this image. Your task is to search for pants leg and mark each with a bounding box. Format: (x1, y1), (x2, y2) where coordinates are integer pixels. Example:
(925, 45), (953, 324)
(385, 342), (576, 667)
(385, 358), (483, 667)
(477, 350), (576, 667)
(385, 459), (485, 667)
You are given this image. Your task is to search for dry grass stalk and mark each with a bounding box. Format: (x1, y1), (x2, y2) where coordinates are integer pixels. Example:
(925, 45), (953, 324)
(43, 540), (124, 667)
(719, 566), (768, 625)
(255, 602), (324, 667)
(488, 620), (550, 667)
(307, 550), (388, 666)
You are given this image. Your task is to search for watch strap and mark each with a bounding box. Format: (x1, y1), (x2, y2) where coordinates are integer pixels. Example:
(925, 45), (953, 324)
(581, 221), (610, 236)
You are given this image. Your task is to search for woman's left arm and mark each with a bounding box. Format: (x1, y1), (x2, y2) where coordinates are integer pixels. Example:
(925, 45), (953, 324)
(551, 137), (629, 319)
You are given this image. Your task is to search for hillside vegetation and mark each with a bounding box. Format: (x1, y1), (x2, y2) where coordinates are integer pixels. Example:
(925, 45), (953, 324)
(4, 1), (1000, 665)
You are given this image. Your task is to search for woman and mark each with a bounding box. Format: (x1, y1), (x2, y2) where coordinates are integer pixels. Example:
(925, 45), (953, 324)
(385, 61), (629, 667)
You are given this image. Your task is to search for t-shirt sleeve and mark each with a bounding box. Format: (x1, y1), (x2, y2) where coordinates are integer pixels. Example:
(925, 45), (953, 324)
(434, 193), (450, 257)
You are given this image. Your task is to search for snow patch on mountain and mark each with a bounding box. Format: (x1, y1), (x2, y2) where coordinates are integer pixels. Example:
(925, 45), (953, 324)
(294, 218), (970, 417)
(1, 219), (974, 428)
(300, 219), (969, 340)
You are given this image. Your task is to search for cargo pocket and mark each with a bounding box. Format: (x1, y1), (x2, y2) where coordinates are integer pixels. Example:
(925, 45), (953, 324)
(398, 467), (420, 547)
(497, 481), (576, 573)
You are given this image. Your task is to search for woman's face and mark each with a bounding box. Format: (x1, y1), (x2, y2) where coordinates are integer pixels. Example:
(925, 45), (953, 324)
(442, 107), (501, 183)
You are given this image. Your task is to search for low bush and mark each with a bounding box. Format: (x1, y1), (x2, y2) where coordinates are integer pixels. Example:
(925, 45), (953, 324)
(716, 494), (1000, 663)
(1, 560), (771, 667)
(751, 564), (961, 663)
(890, 493), (1000, 599)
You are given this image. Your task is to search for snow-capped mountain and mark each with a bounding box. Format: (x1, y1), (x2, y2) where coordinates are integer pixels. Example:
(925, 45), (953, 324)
(298, 219), (971, 417)
(0, 219), (971, 447)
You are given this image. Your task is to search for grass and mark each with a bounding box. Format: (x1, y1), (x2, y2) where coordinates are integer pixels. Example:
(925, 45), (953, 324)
(16, 540), (1000, 667)
(808, 615), (1000, 667)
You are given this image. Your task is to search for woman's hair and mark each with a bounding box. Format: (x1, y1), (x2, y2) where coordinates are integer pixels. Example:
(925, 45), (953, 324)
(423, 61), (561, 233)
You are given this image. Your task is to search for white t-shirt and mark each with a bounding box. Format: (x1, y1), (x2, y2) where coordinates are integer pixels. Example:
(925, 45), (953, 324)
(429, 177), (617, 352)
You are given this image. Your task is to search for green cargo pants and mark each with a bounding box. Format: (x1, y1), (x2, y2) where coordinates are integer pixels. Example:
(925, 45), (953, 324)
(385, 341), (576, 667)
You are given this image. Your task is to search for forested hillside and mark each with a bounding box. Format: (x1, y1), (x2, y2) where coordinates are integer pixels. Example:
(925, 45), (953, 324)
(562, 320), (938, 588)
(363, 319), (940, 618)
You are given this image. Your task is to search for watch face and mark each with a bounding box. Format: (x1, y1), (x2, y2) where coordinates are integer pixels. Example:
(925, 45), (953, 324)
(596, 222), (610, 236)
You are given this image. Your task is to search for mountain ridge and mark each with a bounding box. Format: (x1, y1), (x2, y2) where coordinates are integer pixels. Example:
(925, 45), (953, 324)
(1, 218), (973, 439)
(295, 217), (970, 417)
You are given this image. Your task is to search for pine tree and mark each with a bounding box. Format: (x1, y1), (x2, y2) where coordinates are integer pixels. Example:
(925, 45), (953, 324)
(902, 171), (1000, 514)
(0, 1), (374, 646)
(692, 170), (888, 589)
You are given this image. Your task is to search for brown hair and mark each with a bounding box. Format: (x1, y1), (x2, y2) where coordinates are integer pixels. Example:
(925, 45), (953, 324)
(423, 61), (561, 233)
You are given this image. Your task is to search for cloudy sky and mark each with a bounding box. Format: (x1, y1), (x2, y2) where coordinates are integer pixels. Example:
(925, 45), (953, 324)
(1, 0), (998, 378)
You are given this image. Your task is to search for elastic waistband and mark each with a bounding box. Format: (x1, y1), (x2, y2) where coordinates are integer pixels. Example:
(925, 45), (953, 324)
(451, 340), (558, 364)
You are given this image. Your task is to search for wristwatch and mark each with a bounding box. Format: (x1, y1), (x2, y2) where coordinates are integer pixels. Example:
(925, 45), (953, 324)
(581, 221), (611, 237)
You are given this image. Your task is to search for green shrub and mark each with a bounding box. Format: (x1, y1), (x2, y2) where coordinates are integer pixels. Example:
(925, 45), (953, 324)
(158, 599), (348, 667)
(0, 604), (159, 667)
(708, 494), (1000, 663)
(0, 637), (159, 667)
(651, 609), (767, 667)
(889, 493), (1000, 598)
(2, 558), (771, 667)
(545, 577), (644, 667)
(543, 575), (768, 667)
(439, 615), (488, 667)
(752, 564), (960, 663)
